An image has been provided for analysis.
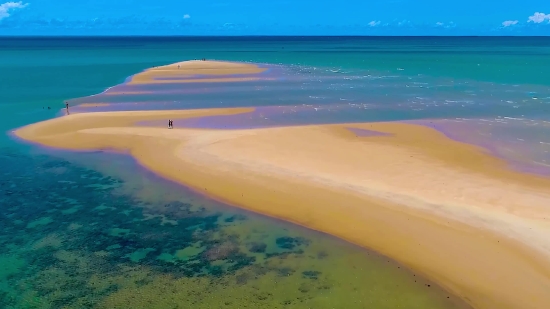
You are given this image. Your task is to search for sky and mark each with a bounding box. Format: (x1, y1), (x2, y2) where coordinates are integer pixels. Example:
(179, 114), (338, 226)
(0, 0), (549, 35)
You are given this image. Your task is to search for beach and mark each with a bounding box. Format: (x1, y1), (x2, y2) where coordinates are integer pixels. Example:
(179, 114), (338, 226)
(14, 60), (550, 309)
(128, 60), (268, 84)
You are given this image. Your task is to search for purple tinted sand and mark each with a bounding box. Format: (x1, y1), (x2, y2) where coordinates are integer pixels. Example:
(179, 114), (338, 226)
(179, 106), (286, 129)
(135, 105), (322, 129)
(407, 119), (550, 177)
(346, 127), (392, 137)
(69, 63), (278, 108)
(103, 84), (211, 95)
(165, 105), (360, 129)
(61, 61), (550, 179)
(71, 98), (235, 114)
(139, 106), (282, 129)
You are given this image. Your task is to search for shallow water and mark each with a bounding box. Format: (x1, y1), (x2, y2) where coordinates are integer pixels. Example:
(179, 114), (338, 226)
(0, 147), (465, 308)
(3, 36), (550, 308)
(81, 61), (550, 176)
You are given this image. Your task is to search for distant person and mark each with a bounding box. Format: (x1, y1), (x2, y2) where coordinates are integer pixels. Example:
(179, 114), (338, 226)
(65, 102), (70, 115)
(178, 64), (180, 69)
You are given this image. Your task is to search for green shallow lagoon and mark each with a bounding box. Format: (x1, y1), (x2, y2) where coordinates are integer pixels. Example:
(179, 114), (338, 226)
(0, 149), (467, 308)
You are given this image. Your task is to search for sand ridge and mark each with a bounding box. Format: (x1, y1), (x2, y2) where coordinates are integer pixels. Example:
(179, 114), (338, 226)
(13, 60), (550, 309)
(77, 103), (110, 108)
(13, 107), (550, 309)
(128, 60), (268, 85)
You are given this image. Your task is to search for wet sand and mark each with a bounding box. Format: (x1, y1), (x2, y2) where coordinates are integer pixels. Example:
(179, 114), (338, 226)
(13, 61), (550, 309)
(77, 103), (110, 108)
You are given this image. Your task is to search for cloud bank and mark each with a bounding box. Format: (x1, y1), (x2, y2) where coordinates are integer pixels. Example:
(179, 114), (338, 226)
(499, 12), (550, 29)
(0, 1), (28, 20)
(0, 12), (549, 36)
(528, 12), (550, 23)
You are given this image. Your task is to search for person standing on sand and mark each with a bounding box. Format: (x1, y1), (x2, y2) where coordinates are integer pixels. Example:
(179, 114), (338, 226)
(65, 102), (69, 115)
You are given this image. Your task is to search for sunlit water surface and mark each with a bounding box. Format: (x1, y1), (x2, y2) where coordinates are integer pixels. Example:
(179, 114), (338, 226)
(4, 37), (550, 309)
(72, 62), (550, 176)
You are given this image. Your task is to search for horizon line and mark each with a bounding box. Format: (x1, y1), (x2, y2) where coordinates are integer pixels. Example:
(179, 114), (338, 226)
(1, 35), (550, 38)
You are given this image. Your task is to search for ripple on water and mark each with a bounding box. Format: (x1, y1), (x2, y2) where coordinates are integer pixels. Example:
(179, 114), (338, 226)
(66, 62), (550, 119)
(65, 61), (550, 177)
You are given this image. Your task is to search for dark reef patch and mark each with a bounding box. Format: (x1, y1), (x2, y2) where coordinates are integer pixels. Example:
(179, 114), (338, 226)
(247, 241), (267, 253)
(0, 150), (317, 308)
(0, 146), (467, 309)
(275, 236), (310, 250)
(302, 270), (321, 280)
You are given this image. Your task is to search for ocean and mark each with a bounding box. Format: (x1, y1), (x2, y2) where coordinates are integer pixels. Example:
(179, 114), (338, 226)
(1, 36), (549, 308)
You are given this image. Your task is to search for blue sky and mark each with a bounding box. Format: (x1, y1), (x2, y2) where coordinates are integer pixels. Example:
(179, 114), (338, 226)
(0, 0), (549, 35)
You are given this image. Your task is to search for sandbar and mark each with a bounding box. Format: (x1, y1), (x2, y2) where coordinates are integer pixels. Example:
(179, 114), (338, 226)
(128, 60), (267, 85)
(14, 60), (550, 309)
(77, 103), (110, 108)
(14, 108), (550, 309)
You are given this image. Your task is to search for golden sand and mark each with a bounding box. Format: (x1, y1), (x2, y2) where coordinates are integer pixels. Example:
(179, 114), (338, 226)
(77, 103), (110, 108)
(14, 109), (550, 309)
(13, 61), (550, 309)
(104, 91), (152, 95)
(128, 60), (267, 85)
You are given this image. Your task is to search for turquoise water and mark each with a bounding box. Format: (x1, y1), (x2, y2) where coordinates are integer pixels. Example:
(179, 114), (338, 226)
(2, 36), (550, 308)
(63, 37), (550, 175)
(3, 37), (549, 125)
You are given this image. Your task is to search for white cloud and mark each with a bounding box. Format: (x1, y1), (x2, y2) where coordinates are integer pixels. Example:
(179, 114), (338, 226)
(435, 22), (444, 26)
(528, 12), (550, 23)
(367, 20), (380, 27)
(183, 14), (190, 19)
(0, 1), (28, 20)
(501, 20), (518, 27)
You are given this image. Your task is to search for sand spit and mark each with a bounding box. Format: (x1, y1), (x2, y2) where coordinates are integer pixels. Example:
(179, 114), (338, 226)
(15, 60), (550, 309)
(14, 108), (550, 309)
(128, 60), (267, 85)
